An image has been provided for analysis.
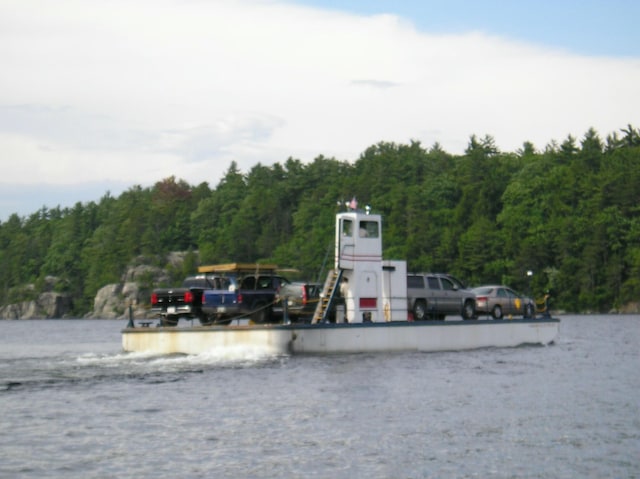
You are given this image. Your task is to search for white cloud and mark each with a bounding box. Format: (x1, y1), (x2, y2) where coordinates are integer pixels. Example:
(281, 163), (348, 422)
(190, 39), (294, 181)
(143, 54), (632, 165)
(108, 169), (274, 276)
(0, 0), (638, 214)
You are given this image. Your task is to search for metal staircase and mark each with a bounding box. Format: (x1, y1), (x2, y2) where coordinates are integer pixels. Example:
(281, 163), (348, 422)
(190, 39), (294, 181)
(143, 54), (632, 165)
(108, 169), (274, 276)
(312, 269), (343, 324)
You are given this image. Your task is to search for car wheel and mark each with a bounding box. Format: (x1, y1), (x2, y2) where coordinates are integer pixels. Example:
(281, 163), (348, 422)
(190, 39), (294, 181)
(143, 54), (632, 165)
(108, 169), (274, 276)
(413, 301), (427, 321)
(251, 303), (271, 324)
(492, 305), (503, 320)
(462, 300), (476, 320)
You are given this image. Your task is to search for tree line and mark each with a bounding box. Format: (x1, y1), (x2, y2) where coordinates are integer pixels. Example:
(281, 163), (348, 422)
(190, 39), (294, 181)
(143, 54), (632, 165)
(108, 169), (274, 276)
(1, 125), (639, 315)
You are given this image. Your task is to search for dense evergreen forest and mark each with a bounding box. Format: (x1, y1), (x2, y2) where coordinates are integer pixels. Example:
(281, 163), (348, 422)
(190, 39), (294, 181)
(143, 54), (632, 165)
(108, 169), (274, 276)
(1, 126), (639, 315)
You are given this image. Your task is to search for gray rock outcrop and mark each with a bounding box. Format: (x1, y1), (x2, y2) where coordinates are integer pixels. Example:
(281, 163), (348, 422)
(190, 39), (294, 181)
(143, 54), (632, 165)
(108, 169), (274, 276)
(0, 292), (73, 319)
(87, 264), (166, 319)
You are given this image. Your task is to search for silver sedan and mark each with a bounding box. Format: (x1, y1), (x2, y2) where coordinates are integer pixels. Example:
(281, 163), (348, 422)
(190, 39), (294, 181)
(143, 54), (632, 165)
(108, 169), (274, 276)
(472, 285), (535, 319)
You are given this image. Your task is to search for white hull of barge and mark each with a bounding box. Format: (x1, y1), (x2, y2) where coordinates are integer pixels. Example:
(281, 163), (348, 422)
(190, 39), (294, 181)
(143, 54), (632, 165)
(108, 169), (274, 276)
(122, 318), (559, 355)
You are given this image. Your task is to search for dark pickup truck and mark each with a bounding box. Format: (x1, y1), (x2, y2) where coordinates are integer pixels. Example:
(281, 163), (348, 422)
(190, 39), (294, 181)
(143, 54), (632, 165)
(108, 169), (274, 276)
(150, 274), (229, 326)
(200, 263), (290, 324)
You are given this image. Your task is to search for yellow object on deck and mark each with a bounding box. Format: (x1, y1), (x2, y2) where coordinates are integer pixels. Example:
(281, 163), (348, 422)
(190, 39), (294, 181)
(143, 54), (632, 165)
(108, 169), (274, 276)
(198, 263), (279, 273)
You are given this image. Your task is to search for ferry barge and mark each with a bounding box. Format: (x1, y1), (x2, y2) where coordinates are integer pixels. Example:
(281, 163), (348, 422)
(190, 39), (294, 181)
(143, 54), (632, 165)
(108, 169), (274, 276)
(122, 205), (559, 355)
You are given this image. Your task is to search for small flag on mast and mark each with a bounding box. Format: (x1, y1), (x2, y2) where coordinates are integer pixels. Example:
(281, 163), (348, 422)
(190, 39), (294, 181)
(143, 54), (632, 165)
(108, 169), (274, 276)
(349, 197), (358, 210)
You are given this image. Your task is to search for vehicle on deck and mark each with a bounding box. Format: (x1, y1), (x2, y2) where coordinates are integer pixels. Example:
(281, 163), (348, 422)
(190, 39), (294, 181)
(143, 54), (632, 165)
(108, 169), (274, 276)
(273, 282), (321, 323)
(472, 285), (535, 319)
(407, 273), (476, 320)
(150, 274), (226, 326)
(200, 263), (290, 324)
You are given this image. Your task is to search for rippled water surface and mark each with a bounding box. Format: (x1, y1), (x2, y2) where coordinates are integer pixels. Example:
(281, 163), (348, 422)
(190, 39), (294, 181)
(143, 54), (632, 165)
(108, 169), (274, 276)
(1, 316), (638, 478)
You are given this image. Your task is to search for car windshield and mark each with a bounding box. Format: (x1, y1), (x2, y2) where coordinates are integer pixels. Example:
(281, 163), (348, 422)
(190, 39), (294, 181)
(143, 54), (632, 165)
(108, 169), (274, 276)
(441, 277), (456, 291)
(446, 275), (466, 289)
(473, 287), (494, 295)
(183, 278), (206, 288)
(184, 276), (231, 289)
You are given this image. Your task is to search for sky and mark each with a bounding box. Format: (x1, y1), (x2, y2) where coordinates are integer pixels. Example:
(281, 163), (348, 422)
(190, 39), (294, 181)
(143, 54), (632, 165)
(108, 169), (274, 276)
(1, 0), (639, 221)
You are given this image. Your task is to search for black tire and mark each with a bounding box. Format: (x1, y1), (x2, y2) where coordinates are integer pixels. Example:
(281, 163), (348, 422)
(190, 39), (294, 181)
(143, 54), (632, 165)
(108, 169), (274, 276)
(492, 305), (503, 320)
(413, 300), (427, 321)
(198, 313), (214, 326)
(462, 300), (476, 320)
(251, 303), (271, 324)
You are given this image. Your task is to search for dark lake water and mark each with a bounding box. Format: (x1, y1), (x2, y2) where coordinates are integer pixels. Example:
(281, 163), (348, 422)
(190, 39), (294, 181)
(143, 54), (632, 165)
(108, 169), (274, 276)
(1, 315), (638, 478)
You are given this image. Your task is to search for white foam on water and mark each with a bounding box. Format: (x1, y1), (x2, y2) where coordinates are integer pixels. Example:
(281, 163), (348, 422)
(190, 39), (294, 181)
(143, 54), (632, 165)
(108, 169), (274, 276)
(75, 350), (159, 365)
(75, 345), (285, 372)
(196, 343), (286, 363)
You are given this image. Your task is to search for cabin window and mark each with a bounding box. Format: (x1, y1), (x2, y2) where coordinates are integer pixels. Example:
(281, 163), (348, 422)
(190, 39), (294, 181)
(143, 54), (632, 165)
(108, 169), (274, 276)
(342, 219), (353, 237)
(358, 220), (379, 238)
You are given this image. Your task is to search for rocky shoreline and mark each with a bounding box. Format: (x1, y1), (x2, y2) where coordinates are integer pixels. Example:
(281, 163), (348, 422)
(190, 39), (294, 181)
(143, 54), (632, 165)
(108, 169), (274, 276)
(0, 263), (168, 320)
(1, 254), (639, 319)
(0, 284), (152, 321)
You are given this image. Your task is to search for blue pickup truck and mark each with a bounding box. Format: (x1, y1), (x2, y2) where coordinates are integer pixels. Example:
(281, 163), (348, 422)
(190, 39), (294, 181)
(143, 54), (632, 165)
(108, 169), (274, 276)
(200, 263), (290, 324)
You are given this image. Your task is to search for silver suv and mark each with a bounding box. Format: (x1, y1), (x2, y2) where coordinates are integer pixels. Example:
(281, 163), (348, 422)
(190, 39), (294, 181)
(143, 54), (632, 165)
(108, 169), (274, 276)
(407, 273), (476, 320)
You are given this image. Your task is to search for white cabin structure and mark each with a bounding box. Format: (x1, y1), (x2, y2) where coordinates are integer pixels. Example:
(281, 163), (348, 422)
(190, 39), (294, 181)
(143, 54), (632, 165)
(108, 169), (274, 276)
(313, 206), (408, 323)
